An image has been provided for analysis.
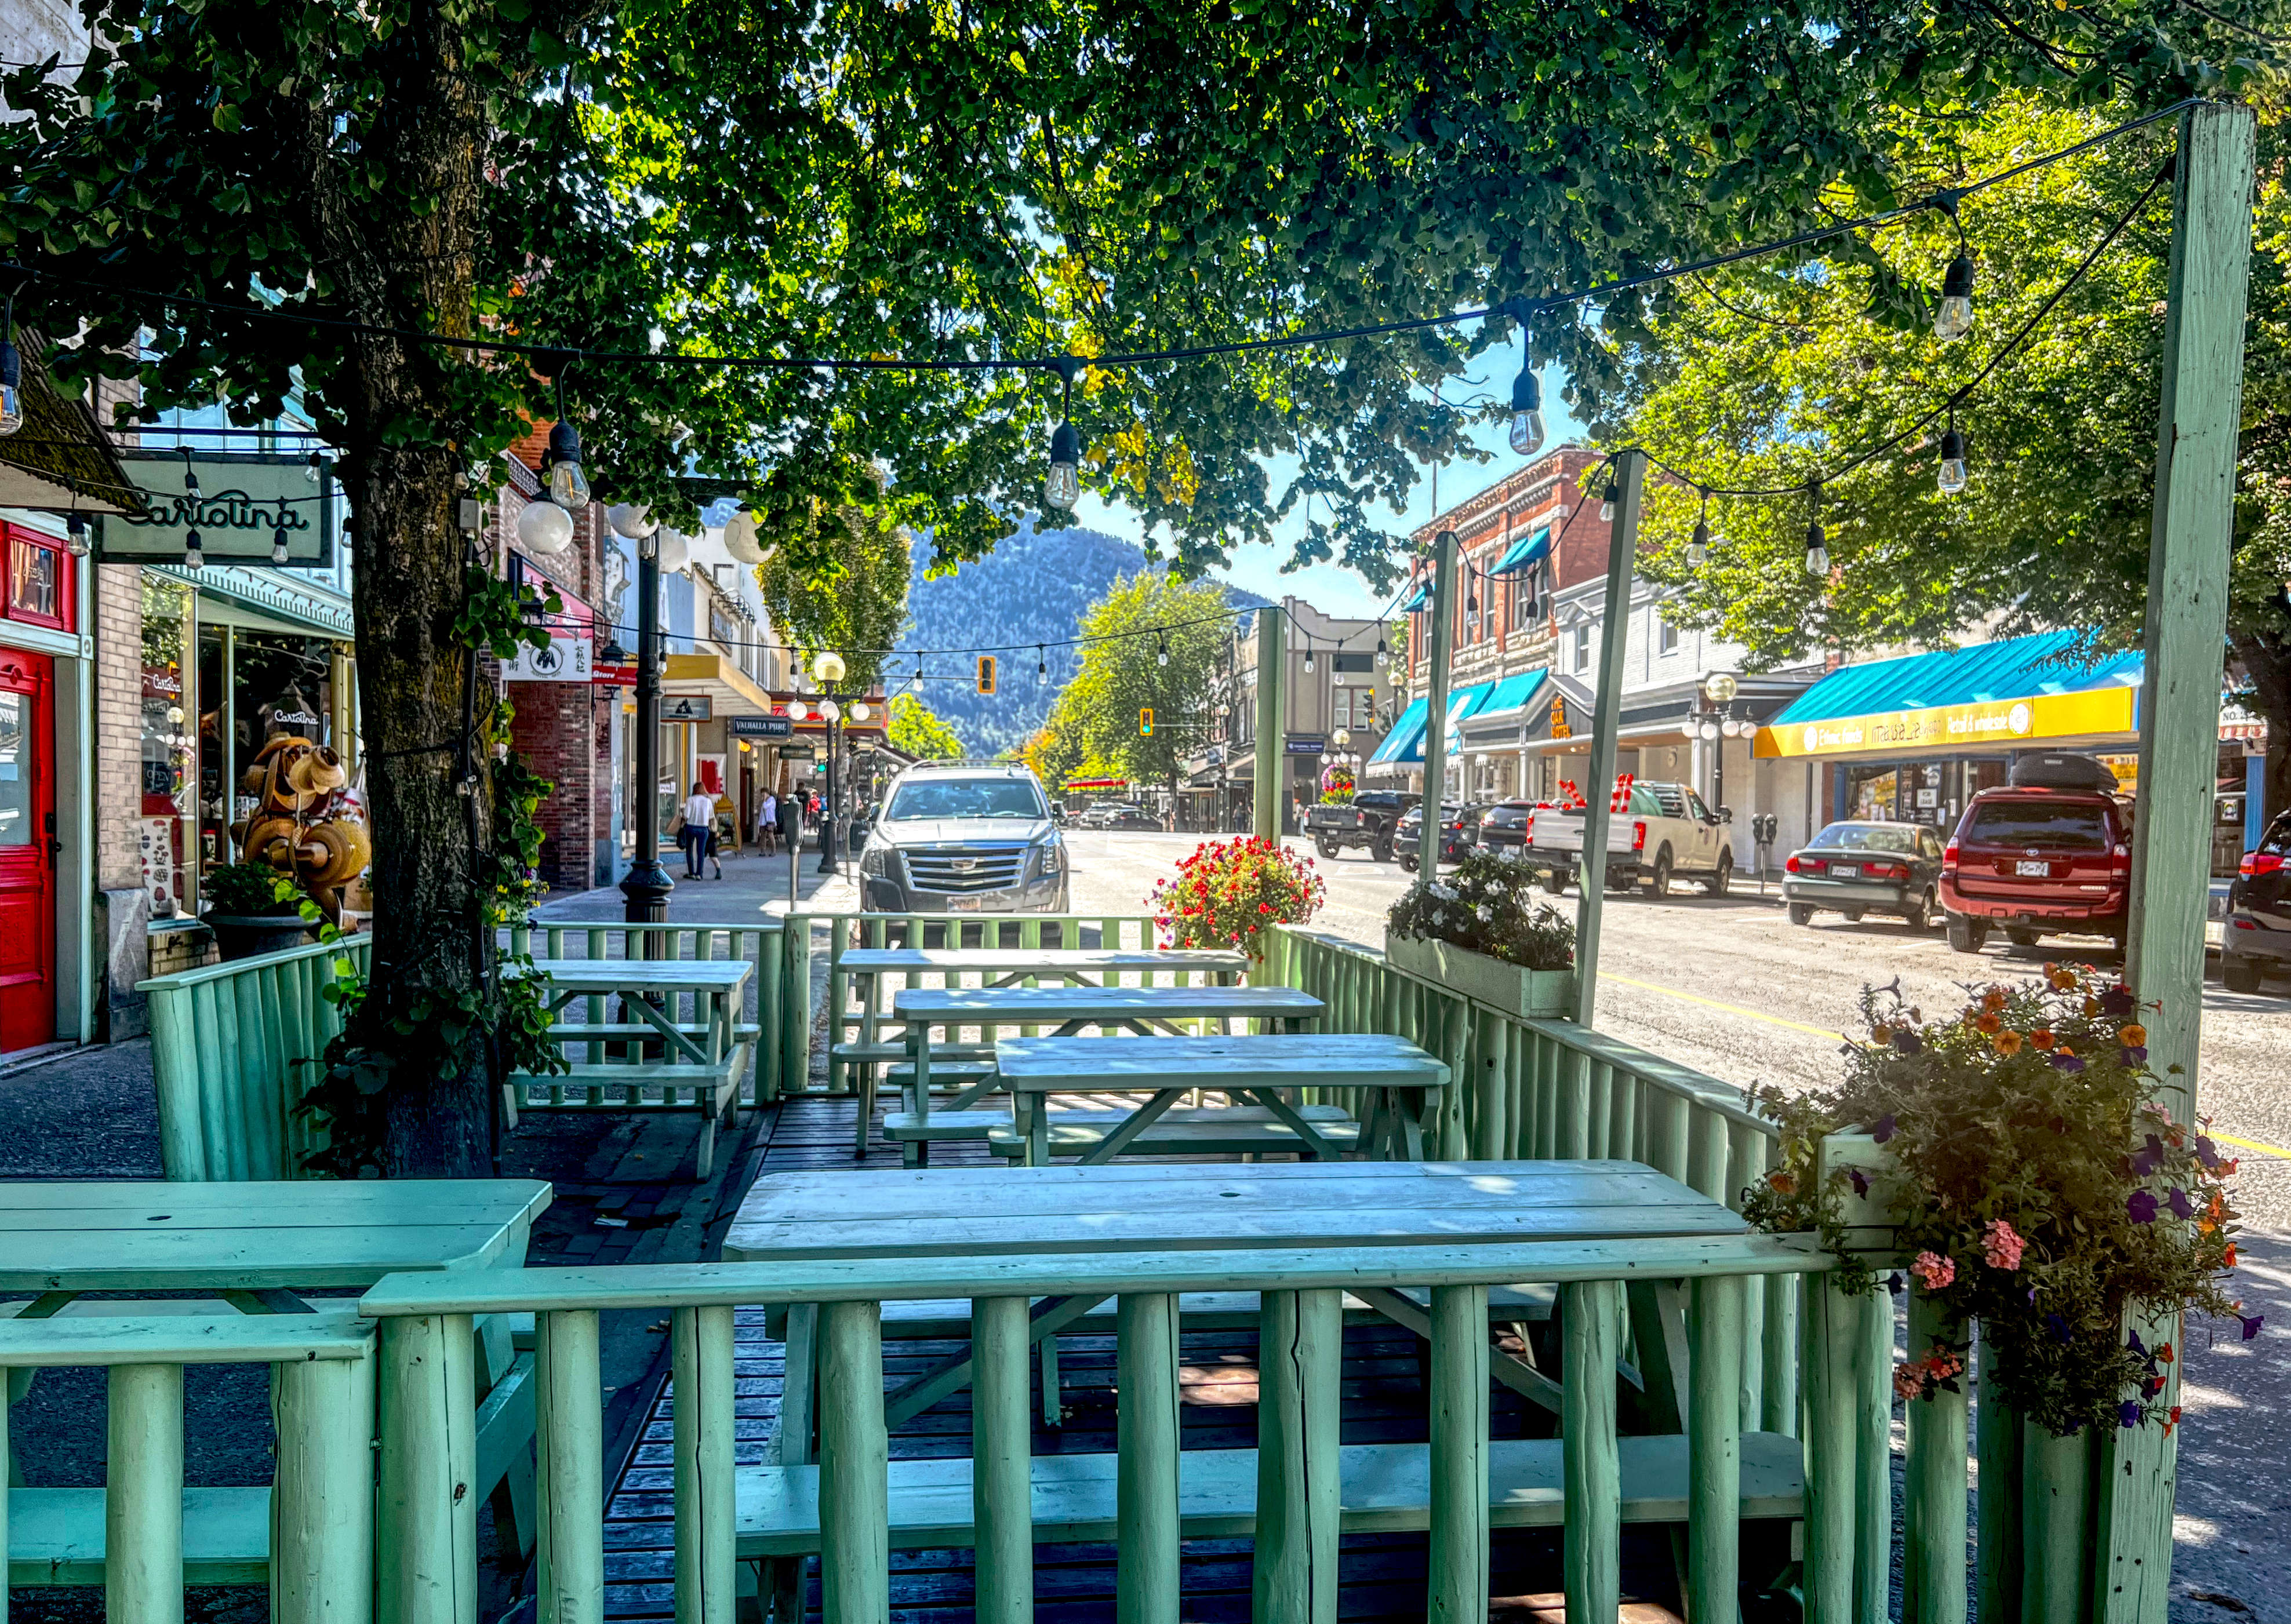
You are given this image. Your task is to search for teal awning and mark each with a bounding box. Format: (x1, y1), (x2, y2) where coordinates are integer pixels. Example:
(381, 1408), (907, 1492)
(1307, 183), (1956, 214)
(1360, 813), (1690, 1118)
(1397, 580), (1431, 614)
(1367, 697), (1429, 767)
(1468, 668), (1549, 719)
(1487, 527), (1552, 578)
(1771, 630), (2144, 724)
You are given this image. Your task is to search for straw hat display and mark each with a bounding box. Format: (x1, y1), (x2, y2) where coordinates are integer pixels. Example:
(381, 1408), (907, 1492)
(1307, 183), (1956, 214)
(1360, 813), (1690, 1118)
(225, 733), (371, 922)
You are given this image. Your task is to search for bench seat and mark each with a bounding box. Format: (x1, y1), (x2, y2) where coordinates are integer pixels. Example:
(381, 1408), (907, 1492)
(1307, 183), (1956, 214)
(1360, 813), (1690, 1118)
(537, 1021), (763, 1045)
(733, 1433), (1803, 1556)
(882, 1109), (1014, 1143)
(986, 1105), (1359, 1159)
(834, 1040), (999, 1066)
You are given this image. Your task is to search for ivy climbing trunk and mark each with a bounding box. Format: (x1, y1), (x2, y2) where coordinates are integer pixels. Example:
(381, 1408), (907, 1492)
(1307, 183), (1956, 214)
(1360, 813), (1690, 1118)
(303, 17), (504, 1178)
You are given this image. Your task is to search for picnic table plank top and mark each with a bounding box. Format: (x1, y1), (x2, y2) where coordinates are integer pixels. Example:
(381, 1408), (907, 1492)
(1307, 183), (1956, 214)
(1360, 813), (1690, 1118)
(993, 1033), (1448, 1090)
(0, 1180), (552, 1291)
(523, 957), (752, 991)
(837, 948), (1247, 975)
(892, 985), (1323, 1019)
(725, 1159), (1741, 1260)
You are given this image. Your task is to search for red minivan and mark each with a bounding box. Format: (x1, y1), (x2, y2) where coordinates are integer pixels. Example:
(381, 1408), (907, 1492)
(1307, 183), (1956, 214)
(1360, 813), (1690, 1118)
(1939, 786), (2133, 954)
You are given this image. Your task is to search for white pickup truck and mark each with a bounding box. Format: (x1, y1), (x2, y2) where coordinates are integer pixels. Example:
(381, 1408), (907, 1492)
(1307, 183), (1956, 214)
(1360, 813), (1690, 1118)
(1512, 780), (1736, 897)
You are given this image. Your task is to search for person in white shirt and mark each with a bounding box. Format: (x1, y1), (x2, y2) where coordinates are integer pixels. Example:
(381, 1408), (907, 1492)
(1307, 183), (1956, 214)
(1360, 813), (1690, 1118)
(680, 783), (715, 878)
(756, 791), (779, 856)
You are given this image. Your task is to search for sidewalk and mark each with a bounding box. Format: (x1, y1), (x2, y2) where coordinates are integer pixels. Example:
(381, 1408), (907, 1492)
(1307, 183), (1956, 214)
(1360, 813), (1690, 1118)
(533, 835), (859, 923)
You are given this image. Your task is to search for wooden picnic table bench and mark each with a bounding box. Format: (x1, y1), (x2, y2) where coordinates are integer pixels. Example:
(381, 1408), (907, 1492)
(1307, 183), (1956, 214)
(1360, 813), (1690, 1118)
(990, 1032), (1447, 1164)
(508, 956), (754, 1178)
(830, 945), (1248, 1097)
(0, 1178), (551, 1593)
(873, 982), (1326, 1162)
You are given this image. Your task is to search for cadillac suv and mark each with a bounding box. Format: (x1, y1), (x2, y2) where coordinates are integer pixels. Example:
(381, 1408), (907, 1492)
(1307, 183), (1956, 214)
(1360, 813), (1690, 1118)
(857, 761), (1070, 914)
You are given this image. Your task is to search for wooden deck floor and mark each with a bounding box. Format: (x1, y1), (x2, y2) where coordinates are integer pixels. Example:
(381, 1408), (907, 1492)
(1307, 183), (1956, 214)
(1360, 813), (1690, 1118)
(596, 1094), (1703, 1622)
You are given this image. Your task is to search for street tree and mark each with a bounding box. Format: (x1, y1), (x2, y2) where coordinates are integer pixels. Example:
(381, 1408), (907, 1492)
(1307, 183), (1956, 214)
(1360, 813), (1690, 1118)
(1057, 574), (1232, 808)
(887, 694), (965, 762)
(2, 0), (2264, 1171)
(1596, 94), (2291, 815)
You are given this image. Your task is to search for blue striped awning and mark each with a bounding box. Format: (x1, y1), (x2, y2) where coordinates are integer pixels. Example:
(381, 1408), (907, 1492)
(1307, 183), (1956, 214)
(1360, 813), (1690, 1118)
(1487, 527), (1552, 577)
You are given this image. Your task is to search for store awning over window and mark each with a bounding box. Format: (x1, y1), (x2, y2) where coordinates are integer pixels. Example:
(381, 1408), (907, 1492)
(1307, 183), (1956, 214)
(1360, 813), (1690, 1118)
(1397, 580), (1431, 614)
(1754, 629), (2143, 760)
(1364, 683), (1496, 767)
(1468, 668), (1550, 720)
(1487, 527), (1552, 577)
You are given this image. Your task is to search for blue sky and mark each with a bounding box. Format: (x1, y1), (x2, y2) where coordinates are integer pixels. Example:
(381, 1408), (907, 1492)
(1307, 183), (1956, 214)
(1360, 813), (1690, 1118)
(1065, 333), (1586, 619)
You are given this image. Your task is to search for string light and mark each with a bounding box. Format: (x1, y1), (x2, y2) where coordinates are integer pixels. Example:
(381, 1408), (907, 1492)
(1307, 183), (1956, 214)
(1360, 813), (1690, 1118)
(1303, 638), (1315, 674)
(1507, 312), (1545, 456)
(1037, 644), (1047, 678)
(1687, 490), (1712, 569)
(271, 521), (289, 566)
(1938, 417), (1969, 494)
(1157, 631), (1169, 668)
(1374, 635), (1388, 668)
(1935, 196), (1975, 341)
(183, 527), (204, 569)
(1804, 485), (1830, 578)
(1045, 358), (1084, 512)
(1599, 482), (1620, 524)
(544, 373), (588, 510)
(65, 504), (88, 559)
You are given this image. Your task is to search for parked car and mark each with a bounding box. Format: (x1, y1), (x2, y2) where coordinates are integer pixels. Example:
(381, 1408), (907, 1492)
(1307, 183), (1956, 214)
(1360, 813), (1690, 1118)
(1939, 755), (2131, 953)
(1303, 789), (1417, 861)
(1474, 800), (1540, 860)
(1106, 806), (1162, 831)
(857, 759), (1070, 914)
(1517, 780), (1734, 897)
(1394, 802), (1483, 872)
(2223, 810), (2291, 992)
(1783, 820), (1947, 928)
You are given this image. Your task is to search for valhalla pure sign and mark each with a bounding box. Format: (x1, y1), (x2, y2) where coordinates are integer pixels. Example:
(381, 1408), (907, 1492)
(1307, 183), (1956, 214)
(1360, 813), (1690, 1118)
(95, 451), (338, 567)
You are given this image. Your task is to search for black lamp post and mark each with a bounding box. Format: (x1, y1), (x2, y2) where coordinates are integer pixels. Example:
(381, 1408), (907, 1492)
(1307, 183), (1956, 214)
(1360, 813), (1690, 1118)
(619, 528), (676, 923)
(810, 652), (849, 875)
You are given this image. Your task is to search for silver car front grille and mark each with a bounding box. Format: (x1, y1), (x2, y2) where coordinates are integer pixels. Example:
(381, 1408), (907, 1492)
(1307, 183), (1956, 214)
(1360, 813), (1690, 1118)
(903, 846), (1028, 894)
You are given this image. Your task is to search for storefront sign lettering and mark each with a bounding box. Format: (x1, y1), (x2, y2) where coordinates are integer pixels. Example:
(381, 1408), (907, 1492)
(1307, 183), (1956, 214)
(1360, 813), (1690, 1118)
(97, 452), (338, 568)
(1752, 686), (2137, 760)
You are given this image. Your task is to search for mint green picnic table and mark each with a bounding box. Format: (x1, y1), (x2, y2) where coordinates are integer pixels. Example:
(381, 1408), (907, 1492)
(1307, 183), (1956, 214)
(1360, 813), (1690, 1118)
(877, 982), (1326, 1163)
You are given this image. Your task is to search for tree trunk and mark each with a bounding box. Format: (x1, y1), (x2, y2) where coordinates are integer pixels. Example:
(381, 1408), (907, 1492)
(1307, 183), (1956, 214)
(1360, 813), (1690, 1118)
(2231, 628), (2291, 826)
(301, 19), (503, 1177)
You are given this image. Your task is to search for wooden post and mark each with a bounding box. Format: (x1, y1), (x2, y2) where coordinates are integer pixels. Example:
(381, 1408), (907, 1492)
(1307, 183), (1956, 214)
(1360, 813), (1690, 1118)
(1254, 607), (1285, 844)
(537, 1310), (605, 1624)
(818, 1301), (889, 1624)
(1687, 1276), (1744, 1624)
(1253, 1288), (1341, 1624)
(1902, 1289), (1967, 1624)
(1421, 530), (1459, 873)
(1561, 1279), (1623, 1623)
(378, 1313), (478, 1624)
(1116, 1294), (1182, 1624)
(1572, 451), (1645, 1019)
(973, 1295), (1036, 1624)
(1427, 1284), (1490, 1623)
(107, 1363), (185, 1624)
(274, 1339), (380, 1624)
(2105, 99), (2257, 1624)
(673, 1305), (738, 1624)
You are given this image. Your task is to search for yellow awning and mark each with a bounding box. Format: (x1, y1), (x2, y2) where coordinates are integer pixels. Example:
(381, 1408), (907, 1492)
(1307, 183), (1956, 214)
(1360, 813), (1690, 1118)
(662, 651), (778, 718)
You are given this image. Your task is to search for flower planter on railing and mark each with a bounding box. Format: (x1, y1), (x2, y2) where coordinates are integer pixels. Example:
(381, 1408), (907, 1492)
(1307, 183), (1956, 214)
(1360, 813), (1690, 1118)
(1384, 930), (1569, 1018)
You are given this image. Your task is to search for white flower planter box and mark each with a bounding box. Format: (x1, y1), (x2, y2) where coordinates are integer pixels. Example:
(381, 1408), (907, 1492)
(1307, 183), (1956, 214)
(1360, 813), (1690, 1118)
(1384, 931), (1572, 1018)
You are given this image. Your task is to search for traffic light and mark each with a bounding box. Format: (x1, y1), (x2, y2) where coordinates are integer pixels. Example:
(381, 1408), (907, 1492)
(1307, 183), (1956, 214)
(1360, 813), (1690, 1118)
(976, 655), (997, 695)
(1139, 707), (1154, 737)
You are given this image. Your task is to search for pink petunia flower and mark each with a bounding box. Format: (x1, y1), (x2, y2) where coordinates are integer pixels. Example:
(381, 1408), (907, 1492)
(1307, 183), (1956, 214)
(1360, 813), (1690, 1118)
(1909, 1251), (1957, 1291)
(1981, 1219), (2026, 1271)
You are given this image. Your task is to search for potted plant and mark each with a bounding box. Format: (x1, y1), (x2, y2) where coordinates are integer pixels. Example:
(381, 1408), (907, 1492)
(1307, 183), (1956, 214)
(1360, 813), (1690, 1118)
(1746, 964), (2253, 1437)
(1384, 850), (1575, 1017)
(203, 860), (319, 961)
(1148, 836), (1326, 968)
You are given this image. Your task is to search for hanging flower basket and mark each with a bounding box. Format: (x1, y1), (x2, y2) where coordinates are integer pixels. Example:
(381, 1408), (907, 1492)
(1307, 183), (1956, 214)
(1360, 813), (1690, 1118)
(1148, 836), (1325, 967)
(1746, 964), (2251, 1436)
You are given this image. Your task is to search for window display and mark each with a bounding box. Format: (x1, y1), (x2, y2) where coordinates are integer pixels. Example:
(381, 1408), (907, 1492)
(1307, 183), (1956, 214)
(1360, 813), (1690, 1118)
(140, 574), (197, 917)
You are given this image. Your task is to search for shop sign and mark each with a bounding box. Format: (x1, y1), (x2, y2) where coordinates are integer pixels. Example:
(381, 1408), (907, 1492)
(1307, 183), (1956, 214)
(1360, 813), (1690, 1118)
(1549, 697), (1572, 739)
(502, 635), (594, 683)
(730, 715), (795, 738)
(662, 694), (714, 723)
(777, 742), (817, 759)
(1283, 735), (1325, 755)
(1753, 686), (2136, 760)
(97, 451), (336, 567)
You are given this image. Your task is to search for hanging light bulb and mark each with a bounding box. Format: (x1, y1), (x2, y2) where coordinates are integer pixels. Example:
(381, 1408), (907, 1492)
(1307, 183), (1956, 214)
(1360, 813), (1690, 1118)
(1935, 253), (1975, 341)
(1037, 645), (1048, 678)
(546, 417), (589, 509)
(1044, 420), (1083, 511)
(0, 294), (23, 436)
(1688, 489), (1711, 569)
(271, 523), (290, 566)
(1157, 632), (1169, 668)
(1374, 636), (1388, 667)
(1599, 482), (1620, 524)
(1303, 639), (1316, 673)
(65, 511), (89, 559)
(1937, 425), (1969, 494)
(1804, 485), (1830, 577)
(183, 528), (205, 570)
(1508, 359), (1545, 457)
(304, 451), (323, 484)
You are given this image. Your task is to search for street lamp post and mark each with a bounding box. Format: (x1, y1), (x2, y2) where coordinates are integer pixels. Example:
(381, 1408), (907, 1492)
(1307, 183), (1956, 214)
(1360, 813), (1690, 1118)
(619, 526), (675, 924)
(813, 651), (848, 874)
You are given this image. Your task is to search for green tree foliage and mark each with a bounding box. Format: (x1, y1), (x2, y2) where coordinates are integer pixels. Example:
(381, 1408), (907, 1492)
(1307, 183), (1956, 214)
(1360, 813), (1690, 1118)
(758, 506), (911, 692)
(1053, 574), (1233, 801)
(887, 693), (965, 760)
(1594, 94), (2291, 813)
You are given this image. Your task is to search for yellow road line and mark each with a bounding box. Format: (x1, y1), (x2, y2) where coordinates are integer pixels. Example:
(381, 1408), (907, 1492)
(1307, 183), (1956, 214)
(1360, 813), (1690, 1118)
(1601, 973), (1850, 1043)
(1603, 972), (2291, 1163)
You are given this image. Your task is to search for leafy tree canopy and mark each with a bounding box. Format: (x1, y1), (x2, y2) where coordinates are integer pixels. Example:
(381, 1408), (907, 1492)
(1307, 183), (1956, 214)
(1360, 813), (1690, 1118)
(1054, 572), (1234, 792)
(886, 692), (965, 761)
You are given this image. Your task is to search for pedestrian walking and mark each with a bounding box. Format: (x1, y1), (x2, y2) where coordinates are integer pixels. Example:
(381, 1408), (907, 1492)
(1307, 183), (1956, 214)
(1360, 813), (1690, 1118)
(708, 804), (726, 879)
(757, 789), (779, 856)
(679, 781), (714, 878)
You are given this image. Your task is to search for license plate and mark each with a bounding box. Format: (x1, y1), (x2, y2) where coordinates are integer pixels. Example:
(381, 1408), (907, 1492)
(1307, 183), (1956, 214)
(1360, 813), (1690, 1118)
(947, 895), (986, 912)
(1831, 864), (1859, 879)
(2017, 860), (2050, 876)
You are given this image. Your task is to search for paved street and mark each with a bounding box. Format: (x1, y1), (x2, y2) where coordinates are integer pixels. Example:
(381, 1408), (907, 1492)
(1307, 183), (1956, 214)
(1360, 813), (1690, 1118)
(1064, 829), (2291, 1230)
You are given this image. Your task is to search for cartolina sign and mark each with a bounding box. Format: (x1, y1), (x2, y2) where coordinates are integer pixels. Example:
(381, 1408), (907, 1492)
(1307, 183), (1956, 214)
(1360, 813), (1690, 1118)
(96, 451), (337, 567)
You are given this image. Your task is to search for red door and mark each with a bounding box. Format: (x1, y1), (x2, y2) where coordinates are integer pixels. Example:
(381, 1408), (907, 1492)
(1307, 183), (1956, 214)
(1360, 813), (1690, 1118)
(0, 648), (57, 1051)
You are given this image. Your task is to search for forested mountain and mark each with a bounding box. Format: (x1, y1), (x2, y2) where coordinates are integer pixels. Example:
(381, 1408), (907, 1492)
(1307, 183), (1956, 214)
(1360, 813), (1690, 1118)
(901, 520), (1270, 756)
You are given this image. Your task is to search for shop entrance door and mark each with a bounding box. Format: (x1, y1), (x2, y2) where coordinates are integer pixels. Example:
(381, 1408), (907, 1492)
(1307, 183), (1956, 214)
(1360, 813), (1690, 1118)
(0, 648), (57, 1051)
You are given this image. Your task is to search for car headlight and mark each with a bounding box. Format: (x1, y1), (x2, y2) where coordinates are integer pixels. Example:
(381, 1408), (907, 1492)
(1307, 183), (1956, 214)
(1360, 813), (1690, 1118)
(860, 844), (890, 877)
(1038, 839), (1064, 876)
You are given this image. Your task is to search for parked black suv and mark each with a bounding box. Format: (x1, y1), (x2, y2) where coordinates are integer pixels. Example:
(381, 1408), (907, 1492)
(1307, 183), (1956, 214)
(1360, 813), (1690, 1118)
(1303, 789), (1417, 862)
(2224, 810), (2291, 993)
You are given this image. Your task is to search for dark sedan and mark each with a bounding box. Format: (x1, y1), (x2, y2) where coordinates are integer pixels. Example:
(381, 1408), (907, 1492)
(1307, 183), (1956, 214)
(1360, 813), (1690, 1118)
(1396, 803), (1486, 872)
(1475, 800), (1539, 858)
(1783, 820), (1946, 928)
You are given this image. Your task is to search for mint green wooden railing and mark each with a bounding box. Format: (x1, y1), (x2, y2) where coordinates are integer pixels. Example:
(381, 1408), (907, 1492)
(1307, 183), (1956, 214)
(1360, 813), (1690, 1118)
(506, 919), (788, 1101)
(359, 1235), (1850, 1624)
(140, 935), (371, 1181)
(1268, 925), (1801, 1440)
(0, 1306), (377, 1623)
(799, 912), (1162, 1095)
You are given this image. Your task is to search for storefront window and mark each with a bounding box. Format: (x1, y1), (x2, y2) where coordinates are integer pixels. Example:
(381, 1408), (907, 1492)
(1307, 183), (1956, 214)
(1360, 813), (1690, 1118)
(197, 625), (337, 871)
(6, 533), (66, 626)
(140, 574), (197, 917)
(1845, 764), (1900, 821)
